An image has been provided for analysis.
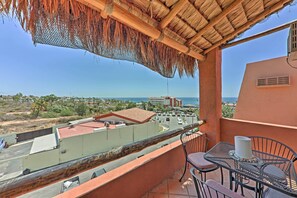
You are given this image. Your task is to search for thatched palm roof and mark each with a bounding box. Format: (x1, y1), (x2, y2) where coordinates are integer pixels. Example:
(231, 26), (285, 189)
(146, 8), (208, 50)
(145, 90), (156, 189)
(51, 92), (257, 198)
(1, 0), (293, 77)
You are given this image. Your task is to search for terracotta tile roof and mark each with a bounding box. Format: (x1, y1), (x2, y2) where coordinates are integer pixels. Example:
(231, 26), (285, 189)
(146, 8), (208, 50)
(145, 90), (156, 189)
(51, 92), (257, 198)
(96, 108), (156, 123)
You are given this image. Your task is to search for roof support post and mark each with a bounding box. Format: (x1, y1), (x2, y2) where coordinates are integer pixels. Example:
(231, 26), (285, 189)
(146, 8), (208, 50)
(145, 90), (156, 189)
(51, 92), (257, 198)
(199, 48), (222, 148)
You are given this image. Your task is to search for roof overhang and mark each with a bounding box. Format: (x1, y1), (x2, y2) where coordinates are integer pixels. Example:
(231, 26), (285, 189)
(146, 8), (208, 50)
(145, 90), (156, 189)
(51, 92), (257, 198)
(1, 0), (293, 76)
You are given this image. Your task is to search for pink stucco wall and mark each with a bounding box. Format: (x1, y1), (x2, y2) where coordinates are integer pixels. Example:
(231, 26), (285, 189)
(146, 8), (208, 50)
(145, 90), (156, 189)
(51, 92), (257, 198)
(234, 56), (297, 127)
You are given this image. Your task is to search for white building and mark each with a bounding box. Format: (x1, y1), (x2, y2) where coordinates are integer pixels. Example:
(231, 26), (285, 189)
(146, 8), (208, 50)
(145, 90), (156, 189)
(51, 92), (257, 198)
(148, 96), (182, 107)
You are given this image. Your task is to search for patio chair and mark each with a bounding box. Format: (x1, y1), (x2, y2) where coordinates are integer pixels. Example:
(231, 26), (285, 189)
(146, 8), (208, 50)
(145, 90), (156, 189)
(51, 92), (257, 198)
(251, 136), (297, 195)
(191, 168), (243, 198)
(233, 136), (297, 197)
(179, 130), (223, 184)
(262, 188), (296, 198)
(249, 136), (297, 164)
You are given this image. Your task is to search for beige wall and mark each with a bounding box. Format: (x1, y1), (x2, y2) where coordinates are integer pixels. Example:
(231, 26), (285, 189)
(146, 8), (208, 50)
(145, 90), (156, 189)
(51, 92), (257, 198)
(0, 133), (17, 145)
(23, 122), (160, 172)
(234, 56), (297, 127)
(99, 116), (135, 124)
(23, 149), (60, 171)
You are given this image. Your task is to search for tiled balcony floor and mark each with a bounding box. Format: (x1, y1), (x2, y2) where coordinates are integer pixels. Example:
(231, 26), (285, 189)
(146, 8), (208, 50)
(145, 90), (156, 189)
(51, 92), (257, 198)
(142, 167), (255, 198)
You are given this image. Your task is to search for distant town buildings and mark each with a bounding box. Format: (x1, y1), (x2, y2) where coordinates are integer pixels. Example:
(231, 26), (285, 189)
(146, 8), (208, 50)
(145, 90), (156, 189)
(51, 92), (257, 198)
(149, 96), (182, 107)
(234, 56), (297, 127)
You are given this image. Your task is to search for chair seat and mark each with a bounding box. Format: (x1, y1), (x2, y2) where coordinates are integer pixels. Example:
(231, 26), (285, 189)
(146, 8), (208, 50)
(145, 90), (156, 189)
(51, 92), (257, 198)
(188, 152), (217, 170)
(205, 179), (243, 198)
(240, 164), (287, 181)
(264, 165), (287, 181)
(263, 188), (295, 198)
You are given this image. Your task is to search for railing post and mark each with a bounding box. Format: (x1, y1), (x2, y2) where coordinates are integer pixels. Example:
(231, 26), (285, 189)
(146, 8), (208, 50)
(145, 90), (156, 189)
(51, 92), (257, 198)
(198, 47), (222, 148)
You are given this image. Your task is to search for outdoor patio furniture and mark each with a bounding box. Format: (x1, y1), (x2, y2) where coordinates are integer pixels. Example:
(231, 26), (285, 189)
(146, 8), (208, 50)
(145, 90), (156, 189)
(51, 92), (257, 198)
(249, 136), (297, 168)
(247, 136), (297, 196)
(233, 136), (297, 196)
(204, 142), (297, 197)
(262, 188), (296, 198)
(179, 130), (223, 184)
(190, 167), (243, 198)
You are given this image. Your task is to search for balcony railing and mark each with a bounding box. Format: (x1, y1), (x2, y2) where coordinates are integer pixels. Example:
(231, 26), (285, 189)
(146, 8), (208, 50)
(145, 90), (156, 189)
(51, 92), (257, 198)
(3, 118), (297, 197)
(0, 122), (204, 197)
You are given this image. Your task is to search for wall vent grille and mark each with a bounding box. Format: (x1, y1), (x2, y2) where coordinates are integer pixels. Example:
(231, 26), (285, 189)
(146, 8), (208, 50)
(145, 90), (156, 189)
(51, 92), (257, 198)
(257, 76), (290, 87)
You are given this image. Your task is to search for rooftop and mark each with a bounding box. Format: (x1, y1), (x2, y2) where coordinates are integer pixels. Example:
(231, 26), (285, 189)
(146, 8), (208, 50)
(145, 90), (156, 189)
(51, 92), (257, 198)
(58, 121), (116, 139)
(30, 133), (57, 154)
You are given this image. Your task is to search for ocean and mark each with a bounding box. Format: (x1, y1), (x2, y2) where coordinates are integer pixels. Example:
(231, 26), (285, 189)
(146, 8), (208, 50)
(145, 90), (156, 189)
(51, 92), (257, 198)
(111, 97), (238, 107)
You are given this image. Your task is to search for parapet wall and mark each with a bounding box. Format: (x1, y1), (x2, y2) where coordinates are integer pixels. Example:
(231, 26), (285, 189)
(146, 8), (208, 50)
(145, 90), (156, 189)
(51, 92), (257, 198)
(23, 122), (161, 172)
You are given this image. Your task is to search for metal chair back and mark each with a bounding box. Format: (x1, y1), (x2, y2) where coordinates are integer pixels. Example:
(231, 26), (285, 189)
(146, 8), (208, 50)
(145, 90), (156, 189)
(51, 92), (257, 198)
(180, 130), (207, 157)
(249, 136), (297, 171)
(190, 168), (234, 198)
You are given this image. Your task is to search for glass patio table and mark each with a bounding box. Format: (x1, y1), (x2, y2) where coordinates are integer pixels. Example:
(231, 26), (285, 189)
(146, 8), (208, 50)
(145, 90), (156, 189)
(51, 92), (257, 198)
(204, 142), (297, 197)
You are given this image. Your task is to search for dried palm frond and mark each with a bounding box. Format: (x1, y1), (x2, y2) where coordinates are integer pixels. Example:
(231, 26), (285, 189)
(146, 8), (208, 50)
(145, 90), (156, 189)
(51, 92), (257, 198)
(2, 0), (197, 77)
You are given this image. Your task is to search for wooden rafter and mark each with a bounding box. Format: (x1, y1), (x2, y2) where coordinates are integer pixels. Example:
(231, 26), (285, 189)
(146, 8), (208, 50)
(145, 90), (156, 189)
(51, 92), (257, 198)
(186, 0), (245, 46)
(158, 0), (188, 29)
(115, 0), (205, 52)
(240, 3), (248, 22)
(204, 0), (291, 54)
(76, 0), (205, 61)
(153, 0), (212, 47)
(100, 10), (108, 19)
(129, 0), (212, 51)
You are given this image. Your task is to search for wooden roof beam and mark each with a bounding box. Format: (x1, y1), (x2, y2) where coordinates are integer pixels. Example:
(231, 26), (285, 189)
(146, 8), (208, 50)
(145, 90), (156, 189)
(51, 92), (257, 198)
(159, 0), (188, 29)
(100, 10), (108, 19)
(75, 0), (205, 61)
(186, 0), (245, 46)
(222, 19), (297, 49)
(204, 0), (291, 54)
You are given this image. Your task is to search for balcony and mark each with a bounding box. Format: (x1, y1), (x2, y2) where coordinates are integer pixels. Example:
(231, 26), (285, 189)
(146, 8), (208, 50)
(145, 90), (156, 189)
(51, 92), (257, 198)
(51, 118), (297, 198)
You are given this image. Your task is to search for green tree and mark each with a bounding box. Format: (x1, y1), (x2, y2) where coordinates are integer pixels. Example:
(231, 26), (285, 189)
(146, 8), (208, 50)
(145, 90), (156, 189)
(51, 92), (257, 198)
(115, 104), (124, 111)
(31, 98), (47, 118)
(60, 108), (74, 116)
(43, 94), (58, 106)
(75, 103), (88, 116)
(141, 102), (147, 110)
(13, 93), (23, 102)
(222, 105), (234, 118)
(127, 102), (136, 109)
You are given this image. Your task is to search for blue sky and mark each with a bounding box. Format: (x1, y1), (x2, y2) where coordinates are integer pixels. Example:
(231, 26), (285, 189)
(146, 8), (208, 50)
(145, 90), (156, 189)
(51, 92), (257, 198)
(0, 3), (296, 98)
